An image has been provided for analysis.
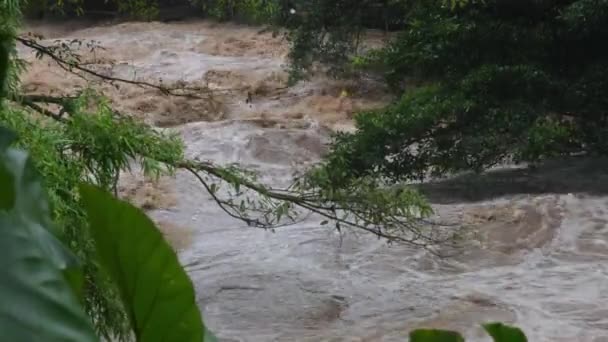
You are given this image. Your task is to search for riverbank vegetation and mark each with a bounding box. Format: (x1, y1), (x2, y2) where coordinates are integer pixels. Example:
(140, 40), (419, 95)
(314, 0), (608, 186)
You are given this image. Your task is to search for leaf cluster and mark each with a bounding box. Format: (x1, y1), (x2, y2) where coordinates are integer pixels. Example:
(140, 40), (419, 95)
(0, 94), (185, 339)
(323, 0), (608, 182)
(0, 125), (214, 341)
(0, 127), (99, 342)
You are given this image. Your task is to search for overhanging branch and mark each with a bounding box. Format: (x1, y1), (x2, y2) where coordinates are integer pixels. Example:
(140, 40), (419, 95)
(10, 36), (460, 252)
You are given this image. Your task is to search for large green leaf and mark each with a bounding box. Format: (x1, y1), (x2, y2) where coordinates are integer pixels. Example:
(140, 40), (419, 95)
(483, 322), (528, 342)
(1, 142), (79, 269)
(80, 183), (208, 342)
(1, 129), (86, 296)
(410, 329), (465, 342)
(0, 145), (98, 342)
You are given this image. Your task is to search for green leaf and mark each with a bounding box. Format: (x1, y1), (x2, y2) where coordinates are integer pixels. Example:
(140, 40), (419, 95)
(80, 183), (208, 342)
(0, 213), (99, 342)
(483, 322), (528, 342)
(64, 267), (86, 304)
(1, 147), (79, 269)
(0, 145), (98, 342)
(410, 329), (465, 342)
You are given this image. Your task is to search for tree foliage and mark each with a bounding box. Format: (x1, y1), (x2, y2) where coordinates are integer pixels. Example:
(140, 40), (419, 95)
(0, 129), (99, 342)
(1, 90), (186, 339)
(268, 0), (413, 81)
(319, 0), (608, 183)
(186, 0), (286, 23)
(0, 126), (213, 341)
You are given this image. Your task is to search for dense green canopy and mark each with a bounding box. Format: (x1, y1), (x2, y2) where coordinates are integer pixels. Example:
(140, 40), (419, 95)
(317, 0), (608, 184)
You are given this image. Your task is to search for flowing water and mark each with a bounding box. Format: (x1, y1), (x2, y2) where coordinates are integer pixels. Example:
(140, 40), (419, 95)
(19, 19), (608, 341)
